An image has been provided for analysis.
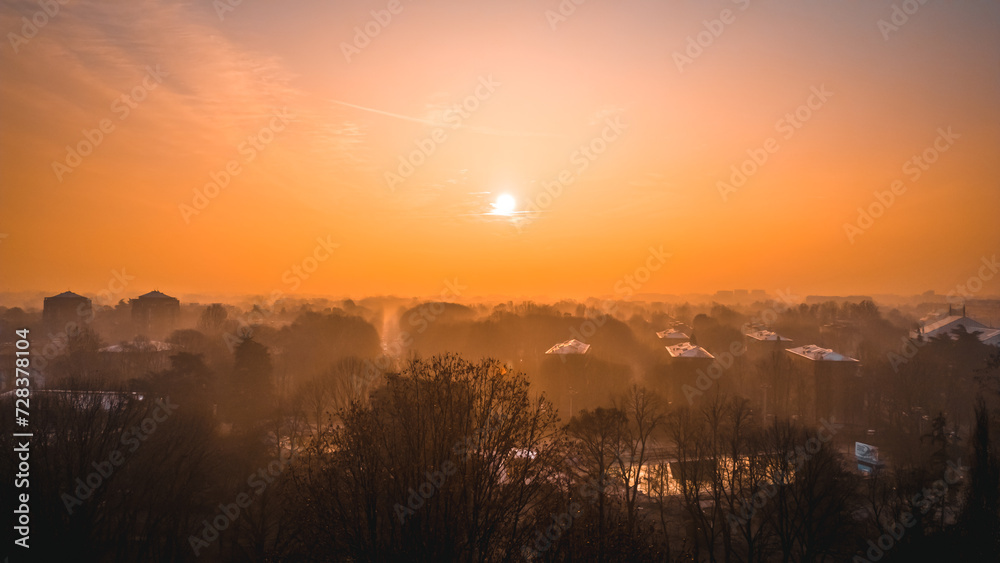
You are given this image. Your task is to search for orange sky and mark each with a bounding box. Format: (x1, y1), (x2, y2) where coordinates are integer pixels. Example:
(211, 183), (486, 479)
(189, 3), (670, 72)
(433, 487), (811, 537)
(1, 0), (998, 302)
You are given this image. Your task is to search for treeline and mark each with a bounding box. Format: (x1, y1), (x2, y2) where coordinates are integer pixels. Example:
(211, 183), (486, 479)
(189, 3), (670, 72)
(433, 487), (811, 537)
(2, 300), (1000, 561)
(3, 354), (999, 561)
(3, 298), (999, 431)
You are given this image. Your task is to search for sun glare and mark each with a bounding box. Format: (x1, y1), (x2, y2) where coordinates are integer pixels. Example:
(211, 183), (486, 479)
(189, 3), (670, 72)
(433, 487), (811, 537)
(492, 193), (517, 216)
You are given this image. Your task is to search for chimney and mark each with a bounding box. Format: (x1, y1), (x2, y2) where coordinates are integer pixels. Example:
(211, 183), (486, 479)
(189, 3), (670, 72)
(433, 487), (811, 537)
(963, 304), (966, 317)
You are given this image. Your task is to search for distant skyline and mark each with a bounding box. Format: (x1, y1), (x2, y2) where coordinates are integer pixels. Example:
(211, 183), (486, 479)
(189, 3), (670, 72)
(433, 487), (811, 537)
(2, 0), (998, 300)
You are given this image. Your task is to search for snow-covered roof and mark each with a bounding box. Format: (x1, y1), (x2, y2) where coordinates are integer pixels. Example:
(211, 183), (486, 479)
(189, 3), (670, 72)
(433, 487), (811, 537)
(656, 329), (690, 340)
(911, 315), (991, 340)
(545, 338), (591, 355)
(745, 330), (792, 342)
(100, 340), (173, 353)
(666, 342), (715, 359)
(785, 345), (858, 362)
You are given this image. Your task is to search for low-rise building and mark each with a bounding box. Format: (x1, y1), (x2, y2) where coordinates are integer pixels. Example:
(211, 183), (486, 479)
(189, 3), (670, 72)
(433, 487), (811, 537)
(911, 312), (1000, 347)
(786, 345), (861, 425)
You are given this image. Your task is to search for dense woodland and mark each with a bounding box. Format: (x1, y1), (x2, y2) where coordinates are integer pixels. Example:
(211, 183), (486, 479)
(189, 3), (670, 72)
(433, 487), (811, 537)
(1, 297), (999, 562)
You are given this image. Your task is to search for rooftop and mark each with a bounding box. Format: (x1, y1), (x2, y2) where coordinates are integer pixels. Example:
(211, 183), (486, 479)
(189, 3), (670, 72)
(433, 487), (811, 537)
(655, 329), (690, 340)
(666, 342), (715, 359)
(745, 330), (792, 342)
(137, 290), (177, 300)
(785, 345), (858, 362)
(912, 315), (990, 339)
(46, 291), (89, 300)
(545, 338), (591, 355)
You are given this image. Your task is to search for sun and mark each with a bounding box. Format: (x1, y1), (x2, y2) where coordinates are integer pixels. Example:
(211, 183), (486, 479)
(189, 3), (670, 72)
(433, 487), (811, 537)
(492, 193), (517, 216)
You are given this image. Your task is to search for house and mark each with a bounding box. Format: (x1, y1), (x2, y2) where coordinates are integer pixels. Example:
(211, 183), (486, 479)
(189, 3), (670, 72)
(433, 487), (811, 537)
(911, 310), (1000, 347)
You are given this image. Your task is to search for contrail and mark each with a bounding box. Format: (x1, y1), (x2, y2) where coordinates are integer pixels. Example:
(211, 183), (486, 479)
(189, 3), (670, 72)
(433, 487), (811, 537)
(330, 99), (562, 138)
(330, 99), (441, 127)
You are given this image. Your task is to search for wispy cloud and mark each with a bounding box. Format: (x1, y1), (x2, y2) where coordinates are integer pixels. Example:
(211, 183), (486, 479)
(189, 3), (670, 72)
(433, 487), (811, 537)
(330, 98), (562, 138)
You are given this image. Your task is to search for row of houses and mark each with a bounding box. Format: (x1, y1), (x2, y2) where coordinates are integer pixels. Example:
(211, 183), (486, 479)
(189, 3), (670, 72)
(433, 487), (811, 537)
(543, 310), (1000, 428)
(43, 290), (180, 337)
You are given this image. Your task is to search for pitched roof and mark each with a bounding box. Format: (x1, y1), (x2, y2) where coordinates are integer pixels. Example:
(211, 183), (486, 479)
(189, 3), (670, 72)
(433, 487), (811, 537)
(47, 291), (88, 300)
(137, 290), (176, 300)
(745, 330), (792, 342)
(785, 345), (858, 362)
(545, 339), (591, 355)
(656, 329), (690, 340)
(666, 342), (715, 359)
(912, 315), (990, 340)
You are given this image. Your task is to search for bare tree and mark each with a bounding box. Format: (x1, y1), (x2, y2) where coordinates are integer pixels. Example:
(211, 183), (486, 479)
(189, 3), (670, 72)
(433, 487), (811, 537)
(288, 355), (564, 562)
(611, 385), (666, 537)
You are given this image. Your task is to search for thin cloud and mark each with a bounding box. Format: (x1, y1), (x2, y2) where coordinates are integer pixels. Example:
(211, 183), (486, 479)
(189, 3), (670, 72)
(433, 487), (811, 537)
(329, 99), (563, 138)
